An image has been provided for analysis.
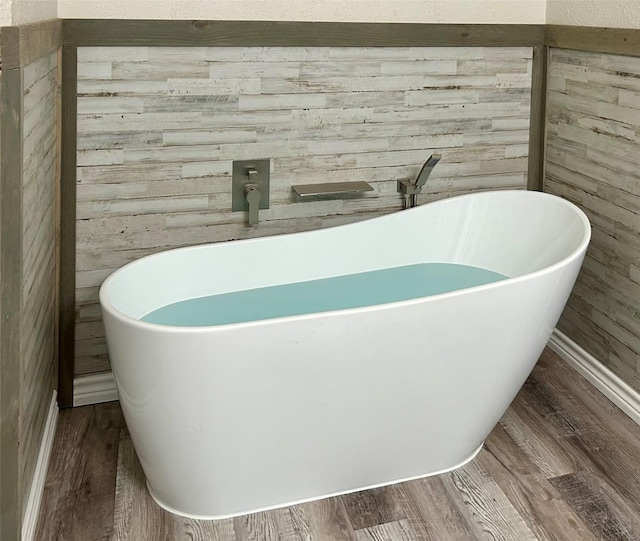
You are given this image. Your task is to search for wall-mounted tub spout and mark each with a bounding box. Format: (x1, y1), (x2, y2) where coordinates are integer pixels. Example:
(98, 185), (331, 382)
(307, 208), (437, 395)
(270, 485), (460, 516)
(397, 153), (442, 209)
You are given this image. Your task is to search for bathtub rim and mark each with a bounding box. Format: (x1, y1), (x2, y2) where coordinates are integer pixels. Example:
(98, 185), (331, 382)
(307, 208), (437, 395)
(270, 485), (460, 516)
(99, 190), (591, 335)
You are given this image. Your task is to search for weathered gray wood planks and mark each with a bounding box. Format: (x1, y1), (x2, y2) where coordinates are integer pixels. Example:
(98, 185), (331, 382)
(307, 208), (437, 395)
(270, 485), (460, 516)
(0, 24), (61, 540)
(545, 47), (640, 393)
(74, 45), (533, 376)
(19, 51), (59, 513)
(0, 45), (25, 541)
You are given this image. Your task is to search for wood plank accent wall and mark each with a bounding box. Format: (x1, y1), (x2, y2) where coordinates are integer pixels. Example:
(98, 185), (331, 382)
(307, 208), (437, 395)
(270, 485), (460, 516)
(74, 45), (533, 376)
(0, 21), (61, 539)
(1, 37), (24, 541)
(20, 48), (59, 514)
(545, 48), (640, 393)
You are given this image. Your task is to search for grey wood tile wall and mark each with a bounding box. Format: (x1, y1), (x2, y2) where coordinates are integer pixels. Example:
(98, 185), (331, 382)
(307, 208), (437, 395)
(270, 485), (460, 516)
(75, 46), (533, 376)
(546, 48), (640, 393)
(20, 49), (59, 512)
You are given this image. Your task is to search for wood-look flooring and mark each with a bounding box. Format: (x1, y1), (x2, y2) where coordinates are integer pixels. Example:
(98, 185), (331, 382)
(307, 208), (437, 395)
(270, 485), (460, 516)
(35, 348), (640, 540)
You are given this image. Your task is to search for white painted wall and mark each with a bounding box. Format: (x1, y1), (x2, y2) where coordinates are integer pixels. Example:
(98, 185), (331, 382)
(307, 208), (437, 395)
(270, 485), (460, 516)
(57, 0), (546, 23)
(13, 0), (58, 24)
(547, 0), (640, 29)
(4, 0), (640, 30)
(5, 0), (640, 29)
(0, 2), (12, 26)
(0, 0), (58, 25)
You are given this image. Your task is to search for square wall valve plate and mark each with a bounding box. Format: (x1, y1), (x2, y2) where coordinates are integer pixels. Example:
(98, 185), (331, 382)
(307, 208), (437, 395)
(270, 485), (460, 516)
(232, 159), (270, 212)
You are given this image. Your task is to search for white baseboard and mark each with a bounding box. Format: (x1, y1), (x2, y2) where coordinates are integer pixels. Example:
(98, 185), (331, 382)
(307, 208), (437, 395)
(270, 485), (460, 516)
(22, 390), (58, 541)
(73, 372), (118, 407)
(549, 329), (640, 426)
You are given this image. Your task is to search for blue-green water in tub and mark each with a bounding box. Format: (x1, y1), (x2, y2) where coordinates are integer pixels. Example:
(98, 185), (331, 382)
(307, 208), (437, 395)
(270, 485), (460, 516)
(141, 263), (507, 327)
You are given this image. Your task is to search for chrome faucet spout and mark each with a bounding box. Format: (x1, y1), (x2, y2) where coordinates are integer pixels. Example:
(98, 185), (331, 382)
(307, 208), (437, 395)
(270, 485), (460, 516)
(414, 153), (442, 190)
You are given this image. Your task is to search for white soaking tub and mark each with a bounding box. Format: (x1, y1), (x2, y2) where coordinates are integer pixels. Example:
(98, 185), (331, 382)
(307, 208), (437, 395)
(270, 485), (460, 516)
(100, 190), (590, 520)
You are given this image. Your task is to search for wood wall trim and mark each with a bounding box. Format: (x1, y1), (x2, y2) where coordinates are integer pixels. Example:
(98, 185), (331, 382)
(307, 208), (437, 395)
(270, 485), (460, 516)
(62, 20), (544, 47)
(1, 27), (21, 70)
(58, 46), (77, 409)
(527, 45), (548, 191)
(0, 62), (24, 541)
(3, 21), (640, 58)
(55, 20), (640, 56)
(546, 25), (640, 57)
(2, 19), (61, 70)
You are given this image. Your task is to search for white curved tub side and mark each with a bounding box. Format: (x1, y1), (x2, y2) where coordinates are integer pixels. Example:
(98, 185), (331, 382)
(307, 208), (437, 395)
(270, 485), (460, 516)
(100, 190), (590, 519)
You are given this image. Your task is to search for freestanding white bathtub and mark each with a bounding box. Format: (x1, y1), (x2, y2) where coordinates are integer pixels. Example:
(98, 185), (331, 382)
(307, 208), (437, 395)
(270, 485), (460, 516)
(100, 190), (590, 520)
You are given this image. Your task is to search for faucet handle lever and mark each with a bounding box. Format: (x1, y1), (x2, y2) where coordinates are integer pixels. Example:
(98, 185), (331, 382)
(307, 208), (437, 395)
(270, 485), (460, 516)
(245, 183), (261, 225)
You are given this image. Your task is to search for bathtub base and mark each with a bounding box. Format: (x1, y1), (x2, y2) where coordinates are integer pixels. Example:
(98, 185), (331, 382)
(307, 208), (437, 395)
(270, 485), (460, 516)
(145, 442), (485, 520)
